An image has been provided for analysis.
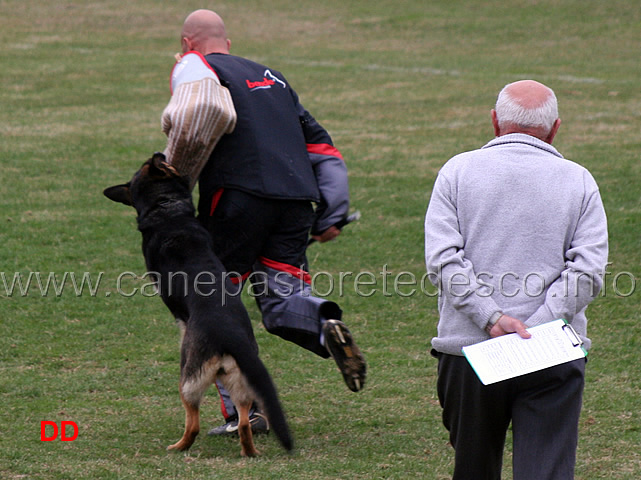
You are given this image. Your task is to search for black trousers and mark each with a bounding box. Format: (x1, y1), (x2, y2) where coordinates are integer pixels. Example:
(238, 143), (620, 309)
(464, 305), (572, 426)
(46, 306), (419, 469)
(434, 351), (585, 480)
(200, 188), (314, 276)
(200, 189), (342, 420)
(200, 188), (340, 357)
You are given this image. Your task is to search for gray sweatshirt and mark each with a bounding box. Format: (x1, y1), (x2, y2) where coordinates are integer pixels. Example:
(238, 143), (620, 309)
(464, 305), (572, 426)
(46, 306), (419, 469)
(425, 133), (608, 356)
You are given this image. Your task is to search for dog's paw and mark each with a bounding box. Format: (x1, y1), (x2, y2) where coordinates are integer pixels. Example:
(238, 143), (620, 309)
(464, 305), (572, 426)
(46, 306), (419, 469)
(240, 447), (260, 457)
(167, 440), (192, 452)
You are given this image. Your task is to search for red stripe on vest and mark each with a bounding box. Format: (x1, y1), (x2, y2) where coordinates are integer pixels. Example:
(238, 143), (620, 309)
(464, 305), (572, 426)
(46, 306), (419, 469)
(306, 143), (343, 161)
(258, 256), (312, 285)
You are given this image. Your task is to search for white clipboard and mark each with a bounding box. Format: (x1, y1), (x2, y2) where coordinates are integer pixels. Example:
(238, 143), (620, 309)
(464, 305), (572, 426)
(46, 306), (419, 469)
(462, 319), (587, 385)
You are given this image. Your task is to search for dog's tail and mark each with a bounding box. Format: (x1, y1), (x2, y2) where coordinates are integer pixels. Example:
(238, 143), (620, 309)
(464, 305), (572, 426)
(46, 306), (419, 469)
(232, 347), (293, 452)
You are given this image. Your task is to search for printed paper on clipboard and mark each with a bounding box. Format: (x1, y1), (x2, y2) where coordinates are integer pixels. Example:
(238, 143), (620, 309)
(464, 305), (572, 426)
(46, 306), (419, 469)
(462, 319), (588, 385)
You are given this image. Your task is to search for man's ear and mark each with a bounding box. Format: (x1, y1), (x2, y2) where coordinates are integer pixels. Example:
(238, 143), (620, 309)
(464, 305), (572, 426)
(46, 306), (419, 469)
(103, 184), (132, 206)
(181, 36), (192, 54)
(491, 109), (501, 137)
(544, 118), (561, 145)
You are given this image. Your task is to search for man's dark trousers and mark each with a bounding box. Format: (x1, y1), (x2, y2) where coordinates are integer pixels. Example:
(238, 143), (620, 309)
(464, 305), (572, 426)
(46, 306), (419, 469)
(435, 352), (585, 480)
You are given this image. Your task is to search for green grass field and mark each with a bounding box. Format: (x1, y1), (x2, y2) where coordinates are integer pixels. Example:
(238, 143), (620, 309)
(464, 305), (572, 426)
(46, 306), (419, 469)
(1, 0), (640, 478)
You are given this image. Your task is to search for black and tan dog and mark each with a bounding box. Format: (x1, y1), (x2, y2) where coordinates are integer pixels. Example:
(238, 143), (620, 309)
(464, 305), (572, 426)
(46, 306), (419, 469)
(104, 153), (293, 457)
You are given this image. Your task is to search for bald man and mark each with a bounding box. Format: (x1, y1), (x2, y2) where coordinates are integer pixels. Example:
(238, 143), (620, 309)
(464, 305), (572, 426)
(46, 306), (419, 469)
(180, 10), (230, 57)
(424, 80), (608, 479)
(161, 10), (367, 437)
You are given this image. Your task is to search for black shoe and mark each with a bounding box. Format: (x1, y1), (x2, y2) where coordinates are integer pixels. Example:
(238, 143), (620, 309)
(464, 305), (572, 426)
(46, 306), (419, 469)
(207, 412), (270, 436)
(322, 319), (367, 392)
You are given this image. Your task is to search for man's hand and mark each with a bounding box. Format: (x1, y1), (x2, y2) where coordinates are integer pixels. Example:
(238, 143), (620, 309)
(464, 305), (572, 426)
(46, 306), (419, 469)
(311, 226), (341, 243)
(489, 315), (531, 339)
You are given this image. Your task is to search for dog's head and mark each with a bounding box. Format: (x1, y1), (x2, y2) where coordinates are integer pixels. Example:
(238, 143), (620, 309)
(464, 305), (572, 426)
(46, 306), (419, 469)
(103, 152), (191, 216)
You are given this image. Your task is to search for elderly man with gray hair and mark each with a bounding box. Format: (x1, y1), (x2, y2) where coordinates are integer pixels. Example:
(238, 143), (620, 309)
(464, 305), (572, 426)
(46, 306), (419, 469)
(424, 80), (608, 479)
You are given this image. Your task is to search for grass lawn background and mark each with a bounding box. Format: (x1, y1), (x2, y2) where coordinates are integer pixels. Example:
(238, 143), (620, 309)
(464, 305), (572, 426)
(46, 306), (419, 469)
(1, 1), (639, 478)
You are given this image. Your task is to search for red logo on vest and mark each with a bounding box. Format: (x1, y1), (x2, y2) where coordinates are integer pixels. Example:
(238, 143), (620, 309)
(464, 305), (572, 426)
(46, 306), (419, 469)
(246, 69), (286, 91)
(246, 77), (276, 89)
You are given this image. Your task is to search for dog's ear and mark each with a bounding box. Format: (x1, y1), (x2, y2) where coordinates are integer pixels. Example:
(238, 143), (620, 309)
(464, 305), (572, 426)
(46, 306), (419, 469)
(103, 184), (133, 206)
(149, 152), (180, 178)
(150, 152), (167, 169)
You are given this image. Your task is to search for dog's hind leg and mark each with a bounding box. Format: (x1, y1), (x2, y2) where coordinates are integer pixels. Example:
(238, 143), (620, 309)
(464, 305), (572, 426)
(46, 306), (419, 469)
(167, 356), (220, 451)
(219, 356), (260, 457)
(167, 381), (201, 451)
(237, 401), (259, 457)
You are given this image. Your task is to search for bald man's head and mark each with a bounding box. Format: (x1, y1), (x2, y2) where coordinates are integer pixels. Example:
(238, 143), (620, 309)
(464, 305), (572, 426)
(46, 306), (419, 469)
(181, 9), (231, 55)
(492, 80), (561, 143)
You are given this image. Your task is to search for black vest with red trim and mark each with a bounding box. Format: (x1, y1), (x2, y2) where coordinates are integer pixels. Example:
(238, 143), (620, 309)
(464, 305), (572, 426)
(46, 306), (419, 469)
(198, 53), (320, 209)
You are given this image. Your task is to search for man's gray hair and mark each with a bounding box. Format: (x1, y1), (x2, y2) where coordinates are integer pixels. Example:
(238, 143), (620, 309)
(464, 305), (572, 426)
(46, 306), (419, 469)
(495, 82), (558, 132)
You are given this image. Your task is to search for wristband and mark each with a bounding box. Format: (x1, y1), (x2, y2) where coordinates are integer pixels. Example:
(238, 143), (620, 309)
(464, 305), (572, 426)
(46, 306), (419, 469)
(485, 311), (503, 334)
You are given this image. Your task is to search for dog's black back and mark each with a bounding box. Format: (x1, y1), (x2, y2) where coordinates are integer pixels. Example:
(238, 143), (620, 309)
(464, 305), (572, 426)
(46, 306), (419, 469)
(104, 153), (292, 452)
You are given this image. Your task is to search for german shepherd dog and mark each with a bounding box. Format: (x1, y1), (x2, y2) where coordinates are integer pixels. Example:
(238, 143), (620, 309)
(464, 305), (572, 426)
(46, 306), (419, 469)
(104, 153), (293, 456)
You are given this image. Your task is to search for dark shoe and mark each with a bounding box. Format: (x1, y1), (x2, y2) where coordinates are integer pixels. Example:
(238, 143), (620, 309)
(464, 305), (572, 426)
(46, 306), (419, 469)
(207, 412), (269, 436)
(322, 319), (367, 392)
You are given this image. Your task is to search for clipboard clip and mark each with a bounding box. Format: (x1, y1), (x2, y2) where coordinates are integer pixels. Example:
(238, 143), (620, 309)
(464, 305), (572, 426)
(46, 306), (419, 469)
(561, 323), (583, 347)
